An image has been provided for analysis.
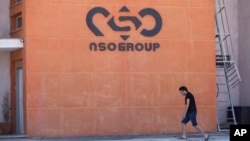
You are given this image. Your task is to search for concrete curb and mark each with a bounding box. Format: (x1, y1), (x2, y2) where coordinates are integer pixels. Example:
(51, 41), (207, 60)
(0, 132), (230, 141)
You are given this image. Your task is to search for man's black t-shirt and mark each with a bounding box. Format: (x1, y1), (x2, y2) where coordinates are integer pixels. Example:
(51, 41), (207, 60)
(185, 92), (197, 113)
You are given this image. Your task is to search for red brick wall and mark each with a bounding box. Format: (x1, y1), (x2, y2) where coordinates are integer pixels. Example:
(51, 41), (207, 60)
(24, 0), (216, 137)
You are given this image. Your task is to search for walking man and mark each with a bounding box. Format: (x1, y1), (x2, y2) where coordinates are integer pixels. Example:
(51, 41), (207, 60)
(178, 86), (210, 141)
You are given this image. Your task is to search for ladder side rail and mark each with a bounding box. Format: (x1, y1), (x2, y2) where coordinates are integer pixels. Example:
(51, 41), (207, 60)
(217, 61), (242, 83)
(215, 5), (237, 126)
(222, 0), (237, 61)
(233, 62), (242, 82)
(217, 0), (232, 57)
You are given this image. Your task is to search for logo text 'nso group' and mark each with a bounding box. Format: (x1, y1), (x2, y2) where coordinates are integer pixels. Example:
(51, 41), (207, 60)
(86, 6), (162, 52)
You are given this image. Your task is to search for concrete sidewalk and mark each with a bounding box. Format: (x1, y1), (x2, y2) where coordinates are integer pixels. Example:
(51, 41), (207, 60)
(0, 132), (229, 141)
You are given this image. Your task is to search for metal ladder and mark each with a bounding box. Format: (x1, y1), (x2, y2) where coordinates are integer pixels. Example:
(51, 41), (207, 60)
(215, 0), (241, 131)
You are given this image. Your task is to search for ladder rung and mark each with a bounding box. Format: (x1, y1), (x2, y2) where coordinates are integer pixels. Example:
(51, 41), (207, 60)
(228, 75), (237, 80)
(229, 75), (238, 81)
(230, 79), (240, 84)
(216, 6), (225, 15)
(222, 34), (230, 41)
(227, 71), (236, 75)
(227, 64), (235, 70)
(227, 68), (236, 74)
(219, 129), (230, 131)
(215, 33), (230, 36)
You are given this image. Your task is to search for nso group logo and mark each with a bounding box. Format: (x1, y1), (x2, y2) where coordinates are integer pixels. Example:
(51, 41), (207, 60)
(86, 6), (162, 52)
